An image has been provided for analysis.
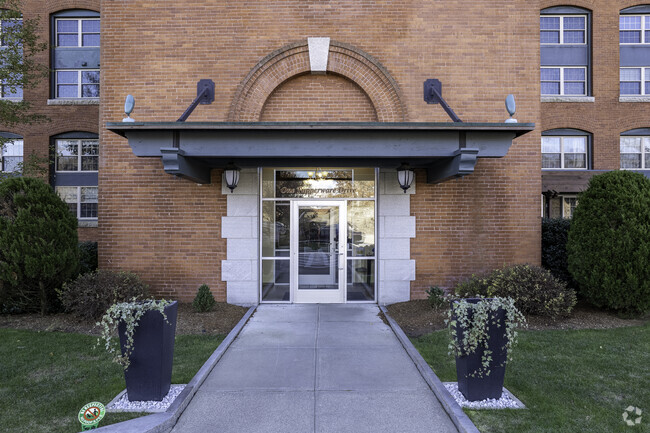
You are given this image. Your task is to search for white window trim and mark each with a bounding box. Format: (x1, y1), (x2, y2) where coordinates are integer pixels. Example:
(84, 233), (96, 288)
(0, 139), (23, 173)
(55, 18), (100, 48)
(540, 15), (587, 45)
(620, 136), (650, 169)
(56, 185), (98, 221)
(542, 135), (588, 170)
(620, 67), (650, 96)
(541, 66), (587, 96)
(619, 14), (650, 45)
(55, 69), (99, 99)
(55, 138), (99, 173)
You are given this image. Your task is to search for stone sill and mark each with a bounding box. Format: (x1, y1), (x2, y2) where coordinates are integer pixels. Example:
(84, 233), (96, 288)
(619, 96), (650, 103)
(47, 98), (99, 106)
(0, 98), (23, 103)
(541, 96), (595, 103)
(78, 220), (98, 228)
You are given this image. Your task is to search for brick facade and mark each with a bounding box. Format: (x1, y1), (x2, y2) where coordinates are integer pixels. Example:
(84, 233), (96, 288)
(98, 0), (541, 301)
(1, 0), (101, 241)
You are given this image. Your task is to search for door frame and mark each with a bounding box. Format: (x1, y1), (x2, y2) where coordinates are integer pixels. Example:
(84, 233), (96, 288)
(291, 200), (347, 303)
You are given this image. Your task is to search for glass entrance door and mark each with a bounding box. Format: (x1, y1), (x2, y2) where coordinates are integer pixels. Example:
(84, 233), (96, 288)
(292, 201), (346, 303)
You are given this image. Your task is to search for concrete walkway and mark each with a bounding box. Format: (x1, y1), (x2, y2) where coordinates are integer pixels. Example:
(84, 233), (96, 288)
(171, 304), (459, 433)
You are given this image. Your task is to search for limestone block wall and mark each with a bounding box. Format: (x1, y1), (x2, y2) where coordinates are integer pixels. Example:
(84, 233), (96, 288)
(378, 168), (416, 304)
(221, 168), (260, 305)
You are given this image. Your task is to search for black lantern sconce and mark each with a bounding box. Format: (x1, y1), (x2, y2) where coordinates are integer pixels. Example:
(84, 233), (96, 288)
(224, 163), (241, 193)
(396, 163), (414, 193)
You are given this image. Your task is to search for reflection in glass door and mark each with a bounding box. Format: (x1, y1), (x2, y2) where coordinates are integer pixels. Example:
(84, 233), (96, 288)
(292, 201), (346, 303)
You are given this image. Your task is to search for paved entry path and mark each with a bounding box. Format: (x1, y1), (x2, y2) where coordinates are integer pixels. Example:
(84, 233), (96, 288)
(171, 304), (459, 433)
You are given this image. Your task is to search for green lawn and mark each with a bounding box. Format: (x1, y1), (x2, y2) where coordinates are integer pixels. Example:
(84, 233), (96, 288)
(0, 329), (224, 433)
(413, 323), (650, 433)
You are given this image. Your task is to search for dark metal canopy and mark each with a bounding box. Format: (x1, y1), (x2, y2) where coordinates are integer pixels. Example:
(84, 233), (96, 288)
(106, 121), (535, 185)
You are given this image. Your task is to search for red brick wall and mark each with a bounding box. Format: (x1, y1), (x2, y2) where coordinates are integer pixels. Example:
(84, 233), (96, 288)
(100, 0), (542, 301)
(540, 0), (650, 172)
(2, 0), (101, 241)
(261, 74), (377, 122)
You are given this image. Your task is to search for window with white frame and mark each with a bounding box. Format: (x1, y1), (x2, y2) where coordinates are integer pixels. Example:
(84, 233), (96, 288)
(0, 16), (22, 47)
(620, 15), (650, 44)
(55, 70), (99, 98)
(542, 135), (588, 169)
(541, 67), (586, 95)
(55, 138), (98, 172)
(544, 194), (578, 219)
(1, 17), (23, 99)
(55, 18), (99, 47)
(56, 186), (98, 219)
(540, 15), (587, 44)
(620, 136), (650, 169)
(1, 139), (22, 172)
(620, 67), (650, 95)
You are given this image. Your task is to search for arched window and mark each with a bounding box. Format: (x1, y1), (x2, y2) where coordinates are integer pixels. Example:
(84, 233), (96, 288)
(620, 6), (650, 97)
(0, 132), (23, 173)
(540, 6), (592, 98)
(52, 131), (98, 223)
(620, 128), (650, 169)
(542, 128), (591, 170)
(51, 10), (100, 100)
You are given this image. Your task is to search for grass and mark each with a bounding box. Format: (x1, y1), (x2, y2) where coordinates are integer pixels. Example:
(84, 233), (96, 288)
(412, 323), (650, 433)
(0, 329), (225, 433)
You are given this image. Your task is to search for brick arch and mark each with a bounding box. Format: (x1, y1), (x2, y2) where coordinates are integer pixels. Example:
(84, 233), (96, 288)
(228, 40), (406, 122)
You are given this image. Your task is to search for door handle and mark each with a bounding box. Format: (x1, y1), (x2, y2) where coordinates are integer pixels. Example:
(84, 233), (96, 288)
(338, 252), (344, 270)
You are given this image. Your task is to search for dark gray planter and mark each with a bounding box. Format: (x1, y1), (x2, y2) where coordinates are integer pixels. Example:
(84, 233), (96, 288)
(453, 298), (508, 401)
(118, 301), (178, 401)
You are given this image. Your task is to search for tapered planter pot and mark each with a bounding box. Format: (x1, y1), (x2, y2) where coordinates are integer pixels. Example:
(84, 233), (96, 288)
(118, 301), (178, 401)
(453, 298), (508, 401)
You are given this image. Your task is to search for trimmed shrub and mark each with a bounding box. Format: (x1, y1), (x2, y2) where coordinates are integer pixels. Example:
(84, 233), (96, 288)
(192, 284), (216, 313)
(567, 171), (650, 315)
(58, 270), (149, 320)
(0, 177), (79, 315)
(425, 286), (447, 310)
(455, 264), (577, 319)
(541, 218), (575, 288)
(78, 241), (98, 276)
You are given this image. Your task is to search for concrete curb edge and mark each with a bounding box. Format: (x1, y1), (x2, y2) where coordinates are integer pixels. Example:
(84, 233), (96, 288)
(95, 304), (258, 433)
(380, 305), (481, 433)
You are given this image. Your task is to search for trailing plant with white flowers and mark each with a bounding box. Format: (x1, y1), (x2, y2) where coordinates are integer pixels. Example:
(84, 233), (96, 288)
(446, 297), (527, 378)
(96, 298), (171, 370)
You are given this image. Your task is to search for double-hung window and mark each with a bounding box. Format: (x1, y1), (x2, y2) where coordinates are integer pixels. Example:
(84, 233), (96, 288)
(541, 67), (586, 96)
(540, 15), (586, 44)
(540, 8), (591, 98)
(55, 138), (98, 172)
(620, 136), (650, 169)
(55, 18), (100, 47)
(0, 17), (23, 100)
(620, 67), (650, 95)
(620, 15), (650, 44)
(0, 138), (22, 173)
(56, 186), (98, 220)
(51, 11), (100, 100)
(542, 134), (588, 169)
(55, 70), (100, 98)
(53, 132), (99, 223)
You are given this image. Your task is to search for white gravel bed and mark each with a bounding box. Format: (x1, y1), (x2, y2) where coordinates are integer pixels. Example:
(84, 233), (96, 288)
(106, 385), (186, 413)
(443, 382), (526, 410)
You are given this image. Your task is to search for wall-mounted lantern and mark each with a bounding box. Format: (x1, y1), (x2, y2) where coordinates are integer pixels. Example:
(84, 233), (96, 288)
(224, 163), (241, 193)
(396, 162), (414, 193)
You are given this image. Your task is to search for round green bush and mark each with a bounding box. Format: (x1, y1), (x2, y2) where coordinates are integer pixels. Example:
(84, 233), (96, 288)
(0, 177), (79, 314)
(567, 171), (650, 315)
(58, 270), (149, 320)
(455, 264), (577, 319)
